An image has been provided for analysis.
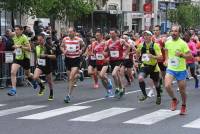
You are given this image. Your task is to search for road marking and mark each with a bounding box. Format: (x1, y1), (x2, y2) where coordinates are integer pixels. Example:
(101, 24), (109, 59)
(183, 118), (200, 129)
(124, 109), (179, 125)
(18, 106), (90, 120)
(70, 107), (135, 122)
(0, 104), (6, 107)
(0, 105), (47, 117)
(73, 90), (142, 106)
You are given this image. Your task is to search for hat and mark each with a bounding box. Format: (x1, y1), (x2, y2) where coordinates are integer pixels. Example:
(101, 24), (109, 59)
(143, 30), (153, 36)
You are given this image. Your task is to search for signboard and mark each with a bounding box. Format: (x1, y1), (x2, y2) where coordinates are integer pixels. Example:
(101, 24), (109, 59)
(132, 13), (144, 18)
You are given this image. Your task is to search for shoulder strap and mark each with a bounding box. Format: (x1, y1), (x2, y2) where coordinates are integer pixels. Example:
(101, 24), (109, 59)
(141, 42), (146, 55)
(149, 42), (156, 55)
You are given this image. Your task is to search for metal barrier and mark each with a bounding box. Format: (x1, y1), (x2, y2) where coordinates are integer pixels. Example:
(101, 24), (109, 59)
(0, 51), (25, 88)
(54, 54), (67, 80)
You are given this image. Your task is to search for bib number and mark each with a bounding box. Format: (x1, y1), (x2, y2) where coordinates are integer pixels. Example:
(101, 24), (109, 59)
(66, 45), (77, 52)
(110, 51), (119, 58)
(169, 57), (179, 67)
(142, 54), (150, 62)
(90, 55), (96, 60)
(96, 54), (104, 60)
(15, 48), (22, 56)
(5, 52), (13, 63)
(38, 59), (46, 66)
(125, 55), (129, 59)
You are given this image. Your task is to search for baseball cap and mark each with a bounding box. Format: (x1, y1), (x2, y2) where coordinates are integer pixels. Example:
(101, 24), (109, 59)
(143, 30), (153, 36)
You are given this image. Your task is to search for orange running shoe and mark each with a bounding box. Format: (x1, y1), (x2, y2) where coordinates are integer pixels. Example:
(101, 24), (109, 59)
(171, 99), (178, 111)
(180, 105), (187, 115)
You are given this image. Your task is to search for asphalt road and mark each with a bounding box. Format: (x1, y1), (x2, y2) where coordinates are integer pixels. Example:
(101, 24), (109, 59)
(0, 77), (200, 134)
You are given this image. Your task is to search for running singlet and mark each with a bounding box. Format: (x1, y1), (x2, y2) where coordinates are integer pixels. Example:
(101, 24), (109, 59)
(88, 42), (97, 60)
(63, 37), (81, 58)
(165, 38), (190, 71)
(152, 35), (165, 62)
(108, 39), (123, 61)
(123, 40), (134, 60)
(94, 42), (107, 65)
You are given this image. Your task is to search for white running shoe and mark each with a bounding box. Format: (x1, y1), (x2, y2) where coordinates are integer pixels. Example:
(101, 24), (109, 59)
(147, 88), (155, 97)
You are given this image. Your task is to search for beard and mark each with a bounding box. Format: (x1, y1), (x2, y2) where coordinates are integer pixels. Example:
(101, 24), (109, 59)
(172, 34), (178, 40)
(69, 34), (75, 39)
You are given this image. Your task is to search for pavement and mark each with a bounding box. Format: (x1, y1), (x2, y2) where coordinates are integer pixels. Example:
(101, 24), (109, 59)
(0, 77), (200, 134)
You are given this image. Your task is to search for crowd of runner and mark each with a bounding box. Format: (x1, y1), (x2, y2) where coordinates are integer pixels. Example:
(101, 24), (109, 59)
(1, 24), (200, 116)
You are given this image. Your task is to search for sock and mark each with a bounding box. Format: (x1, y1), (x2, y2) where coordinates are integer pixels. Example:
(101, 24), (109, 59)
(139, 81), (147, 96)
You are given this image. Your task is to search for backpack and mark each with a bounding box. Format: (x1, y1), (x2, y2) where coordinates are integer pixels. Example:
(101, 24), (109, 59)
(139, 42), (157, 73)
(141, 42), (156, 56)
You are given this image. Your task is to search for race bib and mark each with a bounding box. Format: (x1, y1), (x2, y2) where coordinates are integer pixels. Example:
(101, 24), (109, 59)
(142, 54), (150, 62)
(169, 57), (179, 67)
(15, 48), (22, 56)
(66, 45), (77, 52)
(110, 51), (119, 58)
(125, 55), (129, 59)
(96, 54), (104, 60)
(90, 55), (96, 60)
(38, 59), (46, 66)
(5, 52), (13, 63)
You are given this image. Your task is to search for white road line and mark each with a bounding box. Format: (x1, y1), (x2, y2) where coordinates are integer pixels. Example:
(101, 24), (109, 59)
(70, 107), (135, 122)
(124, 109), (179, 125)
(18, 106), (91, 120)
(0, 104), (6, 107)
(73, 89), (142, 106)
(183, 118), (200, 129)
(0, 105), (47, 117)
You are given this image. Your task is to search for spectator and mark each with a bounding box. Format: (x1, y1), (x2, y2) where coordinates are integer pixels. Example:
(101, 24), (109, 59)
(2, 30), (14, 88)
(23, 26), (34, 38)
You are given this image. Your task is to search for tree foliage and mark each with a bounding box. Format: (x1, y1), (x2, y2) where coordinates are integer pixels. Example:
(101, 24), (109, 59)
(0, 0), (99, 21)
(168, 3), (200, 28)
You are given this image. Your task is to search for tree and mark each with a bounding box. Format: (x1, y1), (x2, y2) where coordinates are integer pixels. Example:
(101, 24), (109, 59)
(168, 3), (200, 29)
(0, 0), (97, 24)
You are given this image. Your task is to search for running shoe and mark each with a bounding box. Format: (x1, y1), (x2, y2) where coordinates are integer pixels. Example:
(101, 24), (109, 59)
(171, 99), (178, 111)
(139, 95), (148, 102)
(93, 83), (99, 89)
(118, 89), (125, 99)
(180, 105), (186, 115)
(73, 84), (77, 87)
(38, 85), (45, 96)
(7, 88), (16, 96)
(64, 95), (71, 103)
(114, 88), (120, 98)
(156, 96), (161, 105)
(147, 89), (155, 98)
(48, 95), (54, 101)
(79, 70), (84, 81)
(105, 89), (114, 98)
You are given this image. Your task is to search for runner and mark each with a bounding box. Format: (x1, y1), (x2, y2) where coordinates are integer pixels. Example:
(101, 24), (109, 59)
(7, 25), (35, 96)
(147, 25), (166, 97)
(136, 30), (162, 105)
(33, 34), (56, 100)
(121, 34), (135, 86)
(107, 29), (130, 99)
(93, 31), (113, 97)
(164, 25), (192, 115)
(86, 37), (99, 89)
(60, 27), (85, 103)
(184, 31), (199, 88)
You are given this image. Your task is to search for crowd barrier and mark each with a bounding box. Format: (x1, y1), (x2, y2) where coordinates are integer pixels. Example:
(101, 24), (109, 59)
(0, 51), (68, 87)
